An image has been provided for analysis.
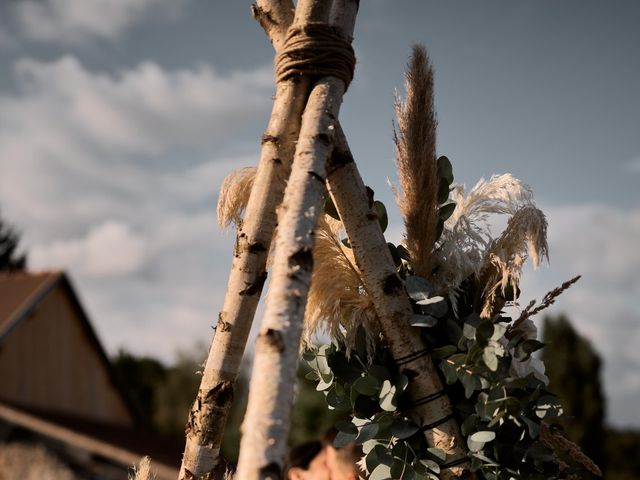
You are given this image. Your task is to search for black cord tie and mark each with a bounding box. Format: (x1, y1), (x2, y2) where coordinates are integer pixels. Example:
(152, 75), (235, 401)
(395, 347), (431, 366)
(275, 23), (356, 90)
(407, 390), (447, 409)
(418, 413), (455, 433)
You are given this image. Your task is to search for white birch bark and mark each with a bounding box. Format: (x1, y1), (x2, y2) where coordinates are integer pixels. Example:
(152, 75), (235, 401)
(236, 2), (359, 479)
(255, 2), (471, 477)
(177, 2), (328, 478)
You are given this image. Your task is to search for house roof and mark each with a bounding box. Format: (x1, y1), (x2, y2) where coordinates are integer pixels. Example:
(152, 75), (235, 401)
(0, 270), (140, 424)
(0, 271), (60, 340)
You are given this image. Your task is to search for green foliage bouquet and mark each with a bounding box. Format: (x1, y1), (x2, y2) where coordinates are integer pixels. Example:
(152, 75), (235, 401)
(300, 46), (601, 480)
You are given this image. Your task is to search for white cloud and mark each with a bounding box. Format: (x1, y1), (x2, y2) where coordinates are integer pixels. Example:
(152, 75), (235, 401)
(31, 220), (147, 277)
(13, 0), (185, 45)
(518, 203), (640, 427)
(0, 56), (272, 238)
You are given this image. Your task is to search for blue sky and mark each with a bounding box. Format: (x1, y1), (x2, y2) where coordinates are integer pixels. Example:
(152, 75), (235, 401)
(0, 1), (638, 428)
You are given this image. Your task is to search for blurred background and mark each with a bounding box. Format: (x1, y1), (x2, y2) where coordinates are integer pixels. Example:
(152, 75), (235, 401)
(0, 1), (639, 478)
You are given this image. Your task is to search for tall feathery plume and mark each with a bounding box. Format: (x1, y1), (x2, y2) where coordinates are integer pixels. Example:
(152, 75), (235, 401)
(217, 166), (257, 229)
(304, 215), (379, 356)
(394, 45), (438, 277)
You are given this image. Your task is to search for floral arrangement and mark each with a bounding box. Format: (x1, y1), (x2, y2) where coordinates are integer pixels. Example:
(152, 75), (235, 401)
(299, 47), (601, 480)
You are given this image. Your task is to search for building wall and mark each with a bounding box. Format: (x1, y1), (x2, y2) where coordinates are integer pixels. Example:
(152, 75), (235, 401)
(0, 286), (133, 427)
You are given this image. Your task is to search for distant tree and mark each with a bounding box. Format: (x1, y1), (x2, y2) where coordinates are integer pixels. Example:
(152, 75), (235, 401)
(0, 211), (27, 271)
(605, 428), (640, 480)
(112, 349), (167, 429)
(542, 314), (606, 475)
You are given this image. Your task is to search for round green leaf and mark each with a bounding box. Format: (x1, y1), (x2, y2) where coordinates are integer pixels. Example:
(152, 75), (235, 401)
(374, 200), (388, 232)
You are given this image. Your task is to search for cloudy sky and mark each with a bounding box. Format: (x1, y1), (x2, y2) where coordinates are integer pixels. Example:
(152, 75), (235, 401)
(0, 1), (638, 428)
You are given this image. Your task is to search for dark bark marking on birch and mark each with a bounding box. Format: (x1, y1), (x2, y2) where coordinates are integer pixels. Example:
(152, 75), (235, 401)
(365, 186), (375, 207)
(327, 148), (354, 174)
(248, 241), (268, 254)
(262, 133), (279, 145)
(289, 247), (313, 272)
(217, 312), (232, 332)
(182, 469), (194, 480)
(259, 462), (282, 480)
(263, 328), (285, 353)
(315, 132), (332, 146)
(382, 273), (403, 295)
(239, 271), (268, 296)
(308, 171), (325, 183)
(204, 381), (234, 409)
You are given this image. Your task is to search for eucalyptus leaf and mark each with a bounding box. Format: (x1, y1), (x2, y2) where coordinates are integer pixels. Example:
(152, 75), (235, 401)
(391, 419), (419, 440)
(374, 200), (388, 232)
(334, 430), (357, 448)
(335, 419), (358, 434)
(431, 345), (457, 358)
(369, 464), (392, 480)
(405, 275), (434, 303)
(483, 347), (499, 371)
(356, 422), (380, 443)
(388, 242), (402, 267)
(324, 195), (340, 220)
(353, 375), (380, 396)
(420, 459), (440, 474)
(437, 155), (454, 184)
(437, 177), (450, 204)
(410, 314), (438, 328)
(438, 202), (456, 221)
(426, 447), (447, 463)
(396, 244), (412, 261)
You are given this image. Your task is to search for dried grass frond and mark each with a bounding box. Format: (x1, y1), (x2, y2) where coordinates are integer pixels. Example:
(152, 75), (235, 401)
(479, 205), (549, 318)
(130, 456), (156, 480)
(217, 166), (257, 229)
(540, 423), (602, 476)
(304, 215), (379, 356)
(509, 276), (581, 333)
(394, 44), (438, 277)
(431, 174), (534, 302)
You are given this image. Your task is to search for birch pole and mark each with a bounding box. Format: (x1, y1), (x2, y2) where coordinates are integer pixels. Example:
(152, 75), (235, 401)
(178, 1), (325, 478)
(254, 2), (470, 477)
(236, 2), (359, 478)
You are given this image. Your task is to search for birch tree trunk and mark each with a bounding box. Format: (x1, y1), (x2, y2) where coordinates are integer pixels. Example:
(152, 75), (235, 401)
(178, 1), (325, 478)
(235, 2), (358, 479)
(255, 1), (470, 477)
(327, 129), (470, 478)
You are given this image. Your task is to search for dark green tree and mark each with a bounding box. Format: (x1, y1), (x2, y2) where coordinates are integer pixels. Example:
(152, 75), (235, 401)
(112, 349), (168, 429)
(542, 314), (606, 475)
(0, 211), (27, 271)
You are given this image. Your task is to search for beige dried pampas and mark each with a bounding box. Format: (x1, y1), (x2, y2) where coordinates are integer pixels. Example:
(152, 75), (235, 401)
(303, 215), (378, 355)
(217, 166), (257, 228)
(130, 456), (155, 480)
(431, 174), (538, 301)
(394, 45), (438, 277)
(479, 205), (549, 318)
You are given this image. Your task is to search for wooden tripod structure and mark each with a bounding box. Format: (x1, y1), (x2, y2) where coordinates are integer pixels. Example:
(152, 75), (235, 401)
(178, 1), (471, 479)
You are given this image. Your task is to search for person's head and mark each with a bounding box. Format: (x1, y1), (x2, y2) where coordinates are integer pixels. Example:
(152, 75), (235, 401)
(287, 441), (330, 480)
(322, 429), (362, 480)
